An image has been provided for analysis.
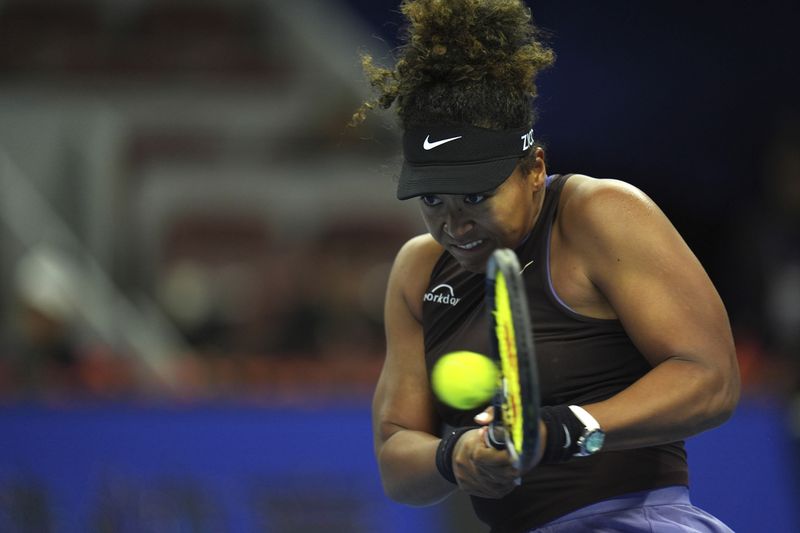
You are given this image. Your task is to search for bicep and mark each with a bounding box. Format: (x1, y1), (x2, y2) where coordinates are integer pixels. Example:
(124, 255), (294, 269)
(372, 241), (439, 452)
(578, 183), (736, 371)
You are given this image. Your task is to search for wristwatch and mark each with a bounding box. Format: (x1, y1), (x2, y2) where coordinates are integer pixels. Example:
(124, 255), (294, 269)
(568, 405), (606, 456)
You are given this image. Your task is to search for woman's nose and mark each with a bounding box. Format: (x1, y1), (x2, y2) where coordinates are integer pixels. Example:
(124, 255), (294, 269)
(443, 212), (474, 239)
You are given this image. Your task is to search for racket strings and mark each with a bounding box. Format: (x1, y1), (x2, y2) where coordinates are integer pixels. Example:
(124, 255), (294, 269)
(494, 272), (525, 457)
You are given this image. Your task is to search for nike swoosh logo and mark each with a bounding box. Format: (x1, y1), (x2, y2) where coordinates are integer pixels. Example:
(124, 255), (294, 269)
(520, 260), (534, 274)
(423, 135), (463, 150)
(561, 424), (571, 449)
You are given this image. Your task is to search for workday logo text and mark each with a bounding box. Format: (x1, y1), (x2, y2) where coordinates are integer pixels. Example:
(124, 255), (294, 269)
(424, 284), (460, 306)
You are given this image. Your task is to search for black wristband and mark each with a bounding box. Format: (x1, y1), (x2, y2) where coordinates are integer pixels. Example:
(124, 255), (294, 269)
(539, 405), (584, 464)
(435, 427), (476, 484)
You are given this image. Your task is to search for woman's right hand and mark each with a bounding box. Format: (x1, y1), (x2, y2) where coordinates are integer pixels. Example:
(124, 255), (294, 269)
(450, 411), (522, 498)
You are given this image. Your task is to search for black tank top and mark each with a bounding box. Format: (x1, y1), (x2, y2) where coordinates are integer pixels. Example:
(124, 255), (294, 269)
(422, 174), (688, 532)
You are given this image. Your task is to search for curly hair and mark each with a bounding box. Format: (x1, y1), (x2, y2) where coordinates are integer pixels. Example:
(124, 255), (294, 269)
(354, 0), (554, 136)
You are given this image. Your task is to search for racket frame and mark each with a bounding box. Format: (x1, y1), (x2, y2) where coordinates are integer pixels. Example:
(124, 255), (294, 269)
(485, 248), (541, 471)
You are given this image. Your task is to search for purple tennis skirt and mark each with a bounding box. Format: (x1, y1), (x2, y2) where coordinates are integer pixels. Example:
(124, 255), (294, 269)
(530, 486), (734, 532)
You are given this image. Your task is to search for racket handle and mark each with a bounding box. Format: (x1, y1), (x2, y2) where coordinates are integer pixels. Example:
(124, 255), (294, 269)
(485, 423), (507, 450)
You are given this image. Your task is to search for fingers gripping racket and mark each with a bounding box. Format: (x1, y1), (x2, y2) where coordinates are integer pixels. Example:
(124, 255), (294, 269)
(485, 248), (541, 471)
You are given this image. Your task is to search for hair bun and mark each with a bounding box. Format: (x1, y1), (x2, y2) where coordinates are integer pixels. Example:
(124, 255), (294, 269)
(399, 0), (552, 89)
(353, 0), (554, 130)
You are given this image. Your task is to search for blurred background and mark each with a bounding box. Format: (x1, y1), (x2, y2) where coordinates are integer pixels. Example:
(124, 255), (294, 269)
(0, 0), (798, 531)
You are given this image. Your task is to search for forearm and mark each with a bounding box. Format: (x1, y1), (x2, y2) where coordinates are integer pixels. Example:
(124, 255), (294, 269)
(586, 356), (739, 451)
(377, 429), (456, 506)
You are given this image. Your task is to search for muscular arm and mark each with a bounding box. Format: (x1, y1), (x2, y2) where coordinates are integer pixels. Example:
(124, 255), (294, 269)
(373, 235), (520, 505)
(372, 235), (456, 505)
(560, 178), (740, 449)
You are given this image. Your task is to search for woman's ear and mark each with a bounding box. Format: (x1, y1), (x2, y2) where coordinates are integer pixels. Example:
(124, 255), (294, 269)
(528, 147), (547, 191)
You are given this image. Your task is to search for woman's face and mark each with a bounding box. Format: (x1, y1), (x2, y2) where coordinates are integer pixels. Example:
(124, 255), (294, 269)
(418, 151), (546, 272)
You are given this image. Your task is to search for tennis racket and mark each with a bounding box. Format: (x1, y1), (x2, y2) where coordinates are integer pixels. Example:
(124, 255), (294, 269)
(484, 248), (541, 472)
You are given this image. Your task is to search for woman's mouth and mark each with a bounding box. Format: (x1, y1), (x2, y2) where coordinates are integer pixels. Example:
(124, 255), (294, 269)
(453, 239), (485, 251)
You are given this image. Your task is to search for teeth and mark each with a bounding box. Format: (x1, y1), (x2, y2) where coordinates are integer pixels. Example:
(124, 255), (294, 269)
(457, 240), (483, 250)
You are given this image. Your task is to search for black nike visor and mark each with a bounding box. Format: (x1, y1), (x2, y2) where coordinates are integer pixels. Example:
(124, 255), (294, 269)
(397, 124), (535, 200)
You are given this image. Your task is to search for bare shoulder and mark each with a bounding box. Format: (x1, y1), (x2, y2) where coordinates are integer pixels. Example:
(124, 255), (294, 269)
(557, 174), (704, 309)
(561, 175), (657, 223)
(389, 234), (444, 321)
(558, 174), (665, 246)
(393, 233), (443, 281)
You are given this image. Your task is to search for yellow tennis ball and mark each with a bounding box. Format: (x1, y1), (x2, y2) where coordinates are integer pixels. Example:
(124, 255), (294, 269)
(432, 351), (499, 410)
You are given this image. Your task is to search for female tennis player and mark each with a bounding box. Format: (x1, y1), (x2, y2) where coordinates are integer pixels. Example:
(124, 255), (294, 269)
(361, 1), (740, 531)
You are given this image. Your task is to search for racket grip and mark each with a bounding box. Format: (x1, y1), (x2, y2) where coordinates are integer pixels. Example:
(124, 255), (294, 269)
(485, 423), (507, 450)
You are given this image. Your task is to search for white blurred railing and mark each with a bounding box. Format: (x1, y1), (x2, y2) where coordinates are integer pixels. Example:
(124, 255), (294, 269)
(0, 149), (189, 388)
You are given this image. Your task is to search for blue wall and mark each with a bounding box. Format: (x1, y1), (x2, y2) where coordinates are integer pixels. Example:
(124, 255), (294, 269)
(686, 400), (799, 532)
(0, 403), (443, 532)
(0, 399), (796, 532)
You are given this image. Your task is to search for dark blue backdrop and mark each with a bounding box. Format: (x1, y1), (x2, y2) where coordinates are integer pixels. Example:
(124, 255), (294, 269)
(345, 0), (800, 310)
(1, 399), (796, 531)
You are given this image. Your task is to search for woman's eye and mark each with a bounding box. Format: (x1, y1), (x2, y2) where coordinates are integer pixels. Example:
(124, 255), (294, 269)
(421, 195), (442, 206)
(464, 194), (487, 205)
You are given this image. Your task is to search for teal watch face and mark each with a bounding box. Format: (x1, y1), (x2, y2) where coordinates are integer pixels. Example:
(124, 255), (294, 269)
(584, 430), (605, 454)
